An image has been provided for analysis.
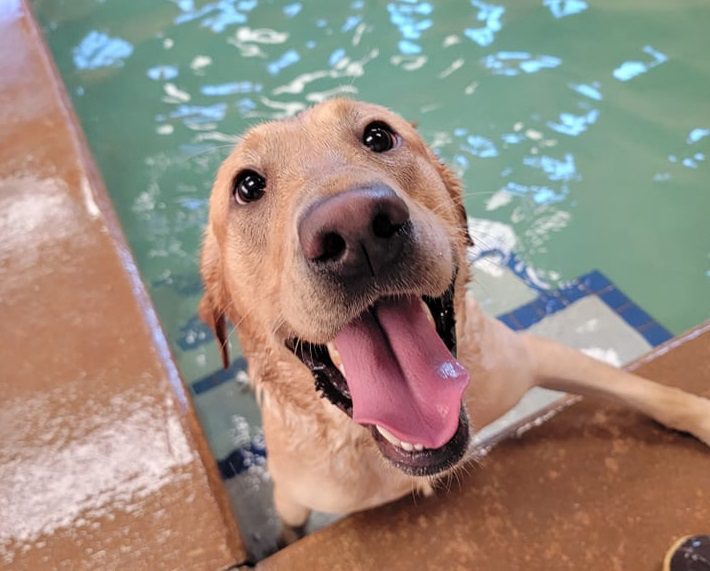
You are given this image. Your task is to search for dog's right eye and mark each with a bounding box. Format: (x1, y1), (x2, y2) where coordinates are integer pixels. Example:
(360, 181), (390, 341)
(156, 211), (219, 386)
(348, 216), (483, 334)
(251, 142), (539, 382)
(232, 170), (266, 205)
(362, 121), (397, 153)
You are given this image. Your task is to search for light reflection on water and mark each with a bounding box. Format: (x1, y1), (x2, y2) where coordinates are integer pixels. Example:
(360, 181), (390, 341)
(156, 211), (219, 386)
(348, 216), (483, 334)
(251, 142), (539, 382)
(548, 108), (599, 137)
(387, 0), (432, 55)
(612, 45), (667, 82)
(465, 0), (504, 47)
(544, 0), (588, 19)
(481, 51), (561, 76)
(173, 0), (257, 32)
(73, 30), (133, 70)
(35, 0), (710, 406)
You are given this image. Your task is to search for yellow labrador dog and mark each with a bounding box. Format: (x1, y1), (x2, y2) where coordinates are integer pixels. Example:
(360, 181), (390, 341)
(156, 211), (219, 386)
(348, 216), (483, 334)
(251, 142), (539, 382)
(199, 99), (710, 538)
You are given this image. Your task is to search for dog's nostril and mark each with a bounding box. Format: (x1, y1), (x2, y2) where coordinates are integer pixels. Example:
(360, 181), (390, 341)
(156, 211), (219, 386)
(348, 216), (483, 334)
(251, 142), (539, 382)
(372, 212), (401, 239)
(317, 232), (346, 262)
(299, 186), (410, 269)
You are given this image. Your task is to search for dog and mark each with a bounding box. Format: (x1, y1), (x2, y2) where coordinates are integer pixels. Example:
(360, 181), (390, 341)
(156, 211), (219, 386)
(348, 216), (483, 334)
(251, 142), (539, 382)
(199, 99), (710, 541)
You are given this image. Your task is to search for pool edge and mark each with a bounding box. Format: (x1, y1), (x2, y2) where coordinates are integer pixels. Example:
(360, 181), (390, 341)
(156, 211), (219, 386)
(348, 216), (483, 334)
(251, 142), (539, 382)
(0, 1), (247, 567)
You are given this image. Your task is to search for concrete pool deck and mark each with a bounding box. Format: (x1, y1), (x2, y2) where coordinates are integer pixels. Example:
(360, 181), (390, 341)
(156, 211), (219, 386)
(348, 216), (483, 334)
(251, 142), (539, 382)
(2, 1), (708, 569)
(0, 2), (245, 568)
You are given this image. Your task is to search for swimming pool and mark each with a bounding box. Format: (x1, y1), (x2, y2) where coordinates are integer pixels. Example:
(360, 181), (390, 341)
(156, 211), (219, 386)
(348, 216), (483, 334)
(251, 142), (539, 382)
(33, 0), (709, 555)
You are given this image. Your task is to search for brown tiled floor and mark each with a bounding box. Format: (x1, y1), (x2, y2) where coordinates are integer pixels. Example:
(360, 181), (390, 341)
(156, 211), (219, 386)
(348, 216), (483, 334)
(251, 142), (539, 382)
(261, 324), (710, 571)
(0, 2), (244, 568)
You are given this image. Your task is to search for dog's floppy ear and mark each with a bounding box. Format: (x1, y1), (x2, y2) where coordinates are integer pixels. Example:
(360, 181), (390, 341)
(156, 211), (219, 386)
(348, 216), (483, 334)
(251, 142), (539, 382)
(199, 294), (229, 369)
(434, 157), (474, 247)
(199, 228), (231, 369)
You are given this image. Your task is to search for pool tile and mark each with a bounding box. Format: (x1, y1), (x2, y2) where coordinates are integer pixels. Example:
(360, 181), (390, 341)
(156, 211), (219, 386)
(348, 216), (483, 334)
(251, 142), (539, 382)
(527, 296), (652, 365)
(468, 260), (538, 316)
(539, 293), (567, 314)
(618, 305), (653, 328)
(559, 284), (587, 304)
(599, 288), (630, 309)
(580, 270), (612, 293)
(192, 356), (248, 394)
(511, 302), (546, 328)
(497, 313), (521, 330)
(637, 323), (673, 346)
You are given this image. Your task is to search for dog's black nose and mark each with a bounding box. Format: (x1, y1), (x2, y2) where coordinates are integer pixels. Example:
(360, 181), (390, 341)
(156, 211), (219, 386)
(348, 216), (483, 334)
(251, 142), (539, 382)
(298, 184), (410, 277)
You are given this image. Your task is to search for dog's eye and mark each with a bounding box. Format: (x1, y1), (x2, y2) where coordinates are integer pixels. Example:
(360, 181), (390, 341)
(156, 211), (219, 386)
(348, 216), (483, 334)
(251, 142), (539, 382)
(362, 121), (396, 153)
(232, 170), (266, 205)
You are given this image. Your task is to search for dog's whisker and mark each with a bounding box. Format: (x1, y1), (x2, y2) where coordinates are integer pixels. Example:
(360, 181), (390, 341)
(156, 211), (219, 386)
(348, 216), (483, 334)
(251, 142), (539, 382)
(468, 234), (497, 253)
(184, 143), (237, 162)
(468, 227), (507, 242)
(427, 201), (460, 218)
(269, 313), (287, 340)
(222, 303), (259, 354)
(457, 189), (500, 198)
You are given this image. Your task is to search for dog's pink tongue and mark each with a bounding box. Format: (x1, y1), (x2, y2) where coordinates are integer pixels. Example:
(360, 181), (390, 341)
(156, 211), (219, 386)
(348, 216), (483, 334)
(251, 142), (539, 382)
(334, 295), (469, 449)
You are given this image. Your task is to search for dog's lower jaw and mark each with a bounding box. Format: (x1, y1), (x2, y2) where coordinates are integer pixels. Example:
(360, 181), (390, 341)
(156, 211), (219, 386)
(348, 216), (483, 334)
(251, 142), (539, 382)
(369, 407), (470, 477)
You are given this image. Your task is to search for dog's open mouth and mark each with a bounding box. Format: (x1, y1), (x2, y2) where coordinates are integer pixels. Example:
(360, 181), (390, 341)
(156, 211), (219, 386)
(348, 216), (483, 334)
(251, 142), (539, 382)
(286, 281), (471, 476)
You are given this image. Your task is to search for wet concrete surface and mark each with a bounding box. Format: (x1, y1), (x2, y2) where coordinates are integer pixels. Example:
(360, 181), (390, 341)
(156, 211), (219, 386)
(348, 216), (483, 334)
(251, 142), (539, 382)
(0, 1), (244, 568)
(261, 323), (710, 570)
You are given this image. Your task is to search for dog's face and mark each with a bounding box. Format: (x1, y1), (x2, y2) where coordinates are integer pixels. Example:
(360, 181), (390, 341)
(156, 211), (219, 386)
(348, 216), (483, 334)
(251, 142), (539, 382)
(202, 99), (472, 476)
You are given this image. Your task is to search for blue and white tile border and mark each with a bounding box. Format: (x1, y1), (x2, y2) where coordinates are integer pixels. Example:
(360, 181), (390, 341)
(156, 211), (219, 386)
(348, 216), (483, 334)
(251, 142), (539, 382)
(497, 268), (672, 346)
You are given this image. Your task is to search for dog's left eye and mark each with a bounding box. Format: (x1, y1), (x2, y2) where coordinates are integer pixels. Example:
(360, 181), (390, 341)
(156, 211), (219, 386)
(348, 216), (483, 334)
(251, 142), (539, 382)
(232, 170), (266, 205)
(362, 121), (397, 153)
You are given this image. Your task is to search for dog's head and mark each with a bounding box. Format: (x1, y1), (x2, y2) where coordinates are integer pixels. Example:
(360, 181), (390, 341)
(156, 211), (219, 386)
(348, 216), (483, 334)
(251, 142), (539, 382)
(201, 99), (473, 476)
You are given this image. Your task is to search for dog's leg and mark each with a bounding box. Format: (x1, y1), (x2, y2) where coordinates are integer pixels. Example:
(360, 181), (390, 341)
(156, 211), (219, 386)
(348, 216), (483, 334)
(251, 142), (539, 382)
(273, 484), (311, 547)
(522, 334), (710, 446)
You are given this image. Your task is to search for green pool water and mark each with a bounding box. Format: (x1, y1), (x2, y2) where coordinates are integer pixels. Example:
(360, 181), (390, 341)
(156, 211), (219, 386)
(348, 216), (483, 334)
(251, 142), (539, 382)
(34, 0), (709, 424)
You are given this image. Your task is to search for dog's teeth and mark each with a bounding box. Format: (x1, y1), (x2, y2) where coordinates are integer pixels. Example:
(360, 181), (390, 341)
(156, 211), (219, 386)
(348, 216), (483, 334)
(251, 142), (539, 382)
(326, 342), (342, 367)
(376, 425), (401, 446)
(376, 426), (420, 452)
(420, 300), (435, 327)
(326, 342), (346, 375)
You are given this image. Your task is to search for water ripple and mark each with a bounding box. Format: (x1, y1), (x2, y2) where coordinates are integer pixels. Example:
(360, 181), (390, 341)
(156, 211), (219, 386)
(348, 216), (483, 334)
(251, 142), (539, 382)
(147, 65), (179, 80)
(569, 81), (602, 101)
(266, 49), (300, 75)
(73, 30), (133, 70)
(200, 81), (262, 96)
(174, 0), (257, 33)
(387, 0), (433, 56)
(283, 2), (302, 18)
(272, 49), (378, 95)
(548, 109), (599, 137)
(544, 0), (588, 19)
(524, 153), (578, 182)
(481, 51), (561, 76)
(464, 0), (504, 47)
(613, 45), (667, 81)
(687, 128), (709, 144)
